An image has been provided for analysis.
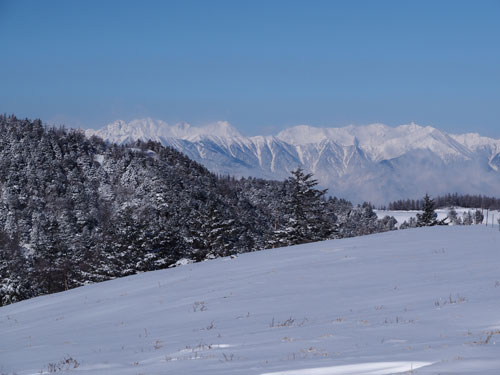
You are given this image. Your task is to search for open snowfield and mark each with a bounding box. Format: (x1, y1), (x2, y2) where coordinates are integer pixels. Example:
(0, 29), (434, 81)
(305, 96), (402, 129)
(1, 225), (500, 375)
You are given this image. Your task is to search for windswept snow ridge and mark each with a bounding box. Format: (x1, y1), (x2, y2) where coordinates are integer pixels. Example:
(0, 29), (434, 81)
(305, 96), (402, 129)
(87, 120), (500, 204)
(1, 226), (500, 374)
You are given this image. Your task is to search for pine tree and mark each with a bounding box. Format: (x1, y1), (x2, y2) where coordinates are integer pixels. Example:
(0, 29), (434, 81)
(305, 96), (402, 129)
(187, 202), (239, 261)
(0, 231), (32, 305)
(377, 215), (398, 232)
(462, 210), (473, 225)
(271, 168), (333, 246)
(474, 210), (484, 225)
(416, 194), (438, 227)
(416, 194), (447, 227)
(447, 208), (460, 225)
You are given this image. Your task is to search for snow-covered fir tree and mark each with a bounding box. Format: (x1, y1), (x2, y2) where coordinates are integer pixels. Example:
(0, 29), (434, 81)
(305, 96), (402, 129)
(474, 209), (484, 225)
(416, 194), (440, 227)
(447, 208), (461, 225)
(271, 168), (334, 246)
(462, 211), (474, 225)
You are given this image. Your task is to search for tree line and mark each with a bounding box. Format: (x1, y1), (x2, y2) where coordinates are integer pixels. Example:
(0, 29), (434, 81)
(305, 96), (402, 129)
(386, 192), (500, 211)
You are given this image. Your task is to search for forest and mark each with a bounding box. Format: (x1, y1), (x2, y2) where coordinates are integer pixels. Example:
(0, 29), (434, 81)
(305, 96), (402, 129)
(0, 115), (399, 305)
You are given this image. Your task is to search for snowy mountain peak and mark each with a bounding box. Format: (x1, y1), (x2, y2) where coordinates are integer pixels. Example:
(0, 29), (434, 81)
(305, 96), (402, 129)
(86, 118), (168, 143)
(86, 118), (243, 143)
(87, 119), (500, 203)
(275, 123), (443, 148)
(276, 125), (333, 145)
(190, 121), (243, 140)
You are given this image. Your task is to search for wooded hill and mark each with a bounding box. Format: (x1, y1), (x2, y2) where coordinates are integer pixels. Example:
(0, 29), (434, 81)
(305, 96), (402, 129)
(0, 115), (396, 305)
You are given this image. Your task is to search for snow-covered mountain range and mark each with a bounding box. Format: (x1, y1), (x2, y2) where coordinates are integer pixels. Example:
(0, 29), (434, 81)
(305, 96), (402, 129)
(86, 119), (500, 204)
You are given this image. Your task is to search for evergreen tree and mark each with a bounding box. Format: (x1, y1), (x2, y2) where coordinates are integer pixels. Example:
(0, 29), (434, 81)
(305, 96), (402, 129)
(416, 194), (440, 227)
(271, 168), (333, 246)
(187, 202), (238, 261)
(337, 203), (386, 237)
(462, 210), (473, 225)
(447, 208), (461, 225)
(474, 210), (484, 225)
(400, 216), (417, 229)
(0, 231), (32, 305)
(377, 215), (398, 232)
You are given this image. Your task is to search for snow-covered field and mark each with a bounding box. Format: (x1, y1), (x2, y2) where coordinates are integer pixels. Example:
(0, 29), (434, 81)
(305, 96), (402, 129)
(1, 226), (500, 374)
(375, 208), (500, 227)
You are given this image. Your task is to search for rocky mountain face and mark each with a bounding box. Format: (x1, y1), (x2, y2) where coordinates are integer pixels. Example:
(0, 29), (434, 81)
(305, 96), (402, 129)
(87, 119), (500, 204)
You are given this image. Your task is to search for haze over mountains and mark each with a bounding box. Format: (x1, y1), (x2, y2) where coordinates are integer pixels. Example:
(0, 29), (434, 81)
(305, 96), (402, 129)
(87, 119), (500, 204)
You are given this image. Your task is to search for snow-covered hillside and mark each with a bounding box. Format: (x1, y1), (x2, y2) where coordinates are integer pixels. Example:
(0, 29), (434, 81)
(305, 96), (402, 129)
(2, 226), (500, 374)
(86, 119), (500, 204)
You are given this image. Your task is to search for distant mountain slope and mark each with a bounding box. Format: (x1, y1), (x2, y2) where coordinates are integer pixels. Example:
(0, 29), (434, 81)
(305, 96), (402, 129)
(88, 119), (500, 203)
(2, 225), (500, 375)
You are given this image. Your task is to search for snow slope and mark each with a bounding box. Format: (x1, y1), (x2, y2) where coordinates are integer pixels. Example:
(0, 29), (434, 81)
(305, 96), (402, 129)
(86, 120), (500, 204)
(2, 226), (500, 374)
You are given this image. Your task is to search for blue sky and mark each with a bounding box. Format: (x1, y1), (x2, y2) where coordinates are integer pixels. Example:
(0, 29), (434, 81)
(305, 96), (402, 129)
(1, 0), (499, 137)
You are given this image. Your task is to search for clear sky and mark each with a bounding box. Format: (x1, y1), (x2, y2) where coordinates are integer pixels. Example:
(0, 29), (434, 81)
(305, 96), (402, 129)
(1, 0), (499, 137)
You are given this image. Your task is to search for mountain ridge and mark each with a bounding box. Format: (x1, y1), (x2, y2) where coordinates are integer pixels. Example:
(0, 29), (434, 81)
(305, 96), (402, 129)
(86, 119), (500, 204)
